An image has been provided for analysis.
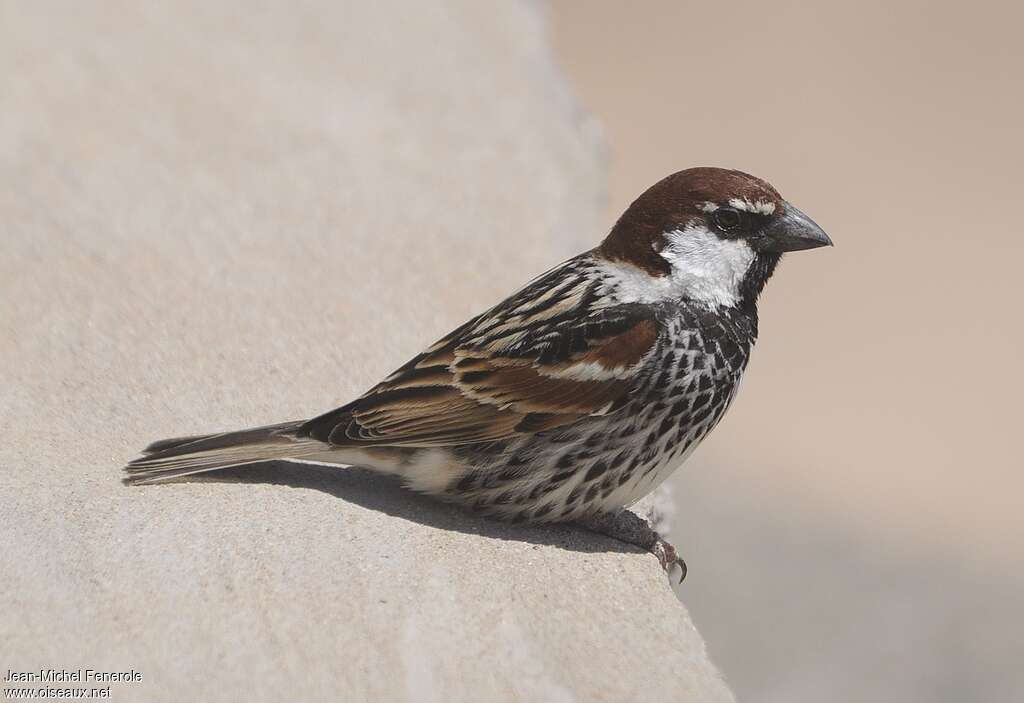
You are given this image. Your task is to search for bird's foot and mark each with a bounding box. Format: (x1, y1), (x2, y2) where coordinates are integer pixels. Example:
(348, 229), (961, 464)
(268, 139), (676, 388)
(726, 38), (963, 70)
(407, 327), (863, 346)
(576, 509), (687, 585)
(651, 537), (687, 584)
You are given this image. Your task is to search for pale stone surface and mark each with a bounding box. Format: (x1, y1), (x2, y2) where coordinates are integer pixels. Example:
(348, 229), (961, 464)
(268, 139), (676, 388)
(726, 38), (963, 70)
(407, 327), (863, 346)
(0, 2), (733, 700)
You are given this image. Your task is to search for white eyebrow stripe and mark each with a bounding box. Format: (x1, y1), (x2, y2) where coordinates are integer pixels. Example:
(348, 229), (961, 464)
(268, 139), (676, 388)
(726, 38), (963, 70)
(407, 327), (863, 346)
(728, 197), (776, 215)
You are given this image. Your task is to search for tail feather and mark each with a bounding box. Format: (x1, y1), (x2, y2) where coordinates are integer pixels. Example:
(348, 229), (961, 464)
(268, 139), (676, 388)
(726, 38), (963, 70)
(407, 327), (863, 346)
(143, 433), (219, 455)
(124, 421), (321, 485)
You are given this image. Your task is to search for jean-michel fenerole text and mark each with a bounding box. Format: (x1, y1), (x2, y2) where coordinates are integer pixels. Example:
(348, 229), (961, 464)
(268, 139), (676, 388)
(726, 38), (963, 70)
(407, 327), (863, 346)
(4, 669), (142, 683)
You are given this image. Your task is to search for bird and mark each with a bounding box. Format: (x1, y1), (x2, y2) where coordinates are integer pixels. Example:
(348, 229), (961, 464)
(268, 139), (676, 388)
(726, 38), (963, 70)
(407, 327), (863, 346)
(124, 167), (831, 582)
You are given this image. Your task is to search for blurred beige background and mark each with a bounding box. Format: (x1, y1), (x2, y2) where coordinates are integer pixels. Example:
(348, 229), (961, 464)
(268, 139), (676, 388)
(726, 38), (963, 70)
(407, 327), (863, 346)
(551, 0), (1023, 700)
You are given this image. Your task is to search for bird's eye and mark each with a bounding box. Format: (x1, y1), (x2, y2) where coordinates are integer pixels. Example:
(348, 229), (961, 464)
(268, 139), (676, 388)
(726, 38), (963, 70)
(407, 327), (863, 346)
(713, 207), (744, 232)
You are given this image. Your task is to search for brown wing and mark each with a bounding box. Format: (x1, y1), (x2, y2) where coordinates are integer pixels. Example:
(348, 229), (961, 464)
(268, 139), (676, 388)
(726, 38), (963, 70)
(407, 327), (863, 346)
(300, 258), (661, 448)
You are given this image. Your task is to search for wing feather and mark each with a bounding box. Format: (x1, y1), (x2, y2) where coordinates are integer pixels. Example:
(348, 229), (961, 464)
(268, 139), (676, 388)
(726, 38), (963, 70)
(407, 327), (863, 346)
(299, 258), (660, 448)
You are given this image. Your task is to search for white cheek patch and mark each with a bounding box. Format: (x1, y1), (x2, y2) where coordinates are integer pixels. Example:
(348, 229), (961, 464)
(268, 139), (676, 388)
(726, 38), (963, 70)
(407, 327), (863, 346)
(593, 224), (755, 308)
(658, 224), (755, 307)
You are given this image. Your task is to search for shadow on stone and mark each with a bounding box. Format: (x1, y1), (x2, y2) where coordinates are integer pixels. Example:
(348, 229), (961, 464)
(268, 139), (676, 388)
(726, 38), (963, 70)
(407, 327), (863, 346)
(140, 460), (643, 558)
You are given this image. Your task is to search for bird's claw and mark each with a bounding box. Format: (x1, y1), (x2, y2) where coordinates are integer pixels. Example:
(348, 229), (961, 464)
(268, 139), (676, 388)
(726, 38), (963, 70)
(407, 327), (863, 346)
(653, 539), (687, 585)
(577, 510), (688, 587)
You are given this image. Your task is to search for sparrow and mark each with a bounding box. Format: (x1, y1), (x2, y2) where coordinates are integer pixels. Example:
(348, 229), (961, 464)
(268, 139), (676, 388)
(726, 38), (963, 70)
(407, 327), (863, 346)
(125, 167), (831, 582)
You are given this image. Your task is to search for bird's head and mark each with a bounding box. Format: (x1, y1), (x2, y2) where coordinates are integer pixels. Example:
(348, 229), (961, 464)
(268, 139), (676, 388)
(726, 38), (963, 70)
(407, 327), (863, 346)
(597, 167), (831, 309)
